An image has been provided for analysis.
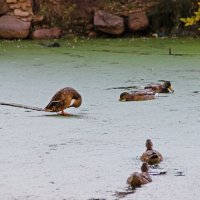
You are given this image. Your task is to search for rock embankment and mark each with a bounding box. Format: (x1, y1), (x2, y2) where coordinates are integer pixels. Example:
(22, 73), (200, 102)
(0, 0), (160, 39)
(0, 0), (32, 38)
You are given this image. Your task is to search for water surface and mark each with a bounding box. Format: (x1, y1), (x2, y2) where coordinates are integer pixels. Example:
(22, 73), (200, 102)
(0, 38), (200, 200)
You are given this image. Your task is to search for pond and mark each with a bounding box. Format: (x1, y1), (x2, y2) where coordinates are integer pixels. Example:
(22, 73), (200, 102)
(0, 38), (200, 200)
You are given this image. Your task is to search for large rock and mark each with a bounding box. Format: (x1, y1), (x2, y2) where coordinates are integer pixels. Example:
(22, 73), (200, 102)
(32, 27), (62, 39)
(0, 15), (30, 39)
(94, 10), (125, 35)
(128, 12), (149, 32)
(0, 0), (9, 15)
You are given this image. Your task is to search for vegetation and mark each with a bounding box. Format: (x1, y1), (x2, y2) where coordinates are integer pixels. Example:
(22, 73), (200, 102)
(180, 2), (200, 29)
(31, 0), (199, 36)
(38, 1), (76, 28)
(148, 0), (193, 35)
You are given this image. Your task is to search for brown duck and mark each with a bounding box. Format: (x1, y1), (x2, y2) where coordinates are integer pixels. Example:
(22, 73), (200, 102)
(144, 81), (174, 93)
(127, 162), (152, 188)
(140, 139), (163, 165)
(119, 90), (156, 101)
(0, 87), (82, 115)
(45, 87), (82, 115)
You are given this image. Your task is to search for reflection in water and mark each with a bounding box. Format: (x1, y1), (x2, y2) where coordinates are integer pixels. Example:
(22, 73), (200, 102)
(32, 113), (86, 119)
(114, 189), (136, 199)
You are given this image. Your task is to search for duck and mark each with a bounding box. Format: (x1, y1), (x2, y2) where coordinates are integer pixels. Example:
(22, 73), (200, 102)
(119, 90), (156, 101)
(144, 81), (174, 93)
(45, 87), (82, 115)
(140, 139), (163, 165)
(127, 162), (152, 188)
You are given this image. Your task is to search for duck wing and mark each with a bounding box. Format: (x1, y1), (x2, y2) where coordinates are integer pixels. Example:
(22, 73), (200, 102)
(145, 84), (163, 93)
(45, 100), (65, 112)
(45, 90), (65, 112)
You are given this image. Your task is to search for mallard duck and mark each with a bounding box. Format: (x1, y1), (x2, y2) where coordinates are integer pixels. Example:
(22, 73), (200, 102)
(127, 163), (152, 188)
(144, 81), (174, 93)
(45, 87), (82, 115)
(119, 90), (156, 101)
(140, 139), (163, 165)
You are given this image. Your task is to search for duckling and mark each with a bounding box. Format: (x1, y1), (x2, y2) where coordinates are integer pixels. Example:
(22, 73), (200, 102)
(45, 87), (82, 115)
(140, 139), (163, 165)
(127, 163), (152, 188)
(144, 81), (174, 93)
(119, 90), (156, 101)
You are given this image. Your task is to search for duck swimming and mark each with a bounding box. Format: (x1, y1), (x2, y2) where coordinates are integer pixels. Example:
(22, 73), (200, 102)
(127, 162), (152, 188)
(144, 81), (174, 93)
(119, 90), (156, 101)
(140, 139), (163, 165)
(45, 87), (82, 115)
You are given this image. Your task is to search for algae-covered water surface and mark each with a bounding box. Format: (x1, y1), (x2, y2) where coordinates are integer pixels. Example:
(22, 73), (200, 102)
(0, 38), (200, 200)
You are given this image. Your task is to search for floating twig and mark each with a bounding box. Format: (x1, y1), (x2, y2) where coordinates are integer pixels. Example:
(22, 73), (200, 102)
(0, 102), (44, 111)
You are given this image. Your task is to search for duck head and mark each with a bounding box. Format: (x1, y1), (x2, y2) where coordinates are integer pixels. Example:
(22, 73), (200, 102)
(119, 92), (131, 101)
(141, 162), (149, 173)
(163, 81), (174, 93)
(146, 139), (153, 150)
(70, 94), (82, 108)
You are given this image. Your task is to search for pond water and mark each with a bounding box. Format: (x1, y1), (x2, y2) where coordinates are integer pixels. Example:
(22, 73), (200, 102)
(0, 38), (200, 200)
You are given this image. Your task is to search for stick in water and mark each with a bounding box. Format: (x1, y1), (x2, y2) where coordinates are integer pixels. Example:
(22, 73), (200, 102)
(0, 102), (44, 111)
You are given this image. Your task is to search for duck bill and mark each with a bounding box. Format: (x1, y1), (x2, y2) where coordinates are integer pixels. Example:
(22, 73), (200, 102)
(168, 86), (174, 93)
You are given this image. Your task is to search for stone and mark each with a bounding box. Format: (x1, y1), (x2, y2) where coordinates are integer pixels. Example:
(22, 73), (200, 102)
(20, 15), (33, 22)
(6, 0), (17, 3)
(20, 2), (32, 11)
(0, 15), (30, 38)
(9, 3), (20, 9)
(32, 15), (44, 24)
(128, 12), (149, 32)
(20, 2), (27, 10)
(25, 1), (32, 7)
(88, 31), (97, 38)
(0, 0), (9, 15)
(32, 27), (62, 39)
(94, 10), (125, 35)
(14, 9), (29, 17)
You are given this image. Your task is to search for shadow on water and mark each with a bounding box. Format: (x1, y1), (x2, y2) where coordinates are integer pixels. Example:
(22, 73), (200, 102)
(90, 49), (151, 55)
(114, 187), (136, 199)
(89, 49), (200, 57)
(89, 187), (136, 200)
(106, 86), (139, 90)
(109, 62), (120, 65)
(88, 198), (107, 200)
(173, 169), (185, 177)
(149, 171), (167, 175)
(106, 80), (174, 91)
(193, 91), (200, 94)
(149, 165), (185, 176)
(38, 42), (61, 48)
(30, 113), (86, 119)
(63, 52), (84, 58)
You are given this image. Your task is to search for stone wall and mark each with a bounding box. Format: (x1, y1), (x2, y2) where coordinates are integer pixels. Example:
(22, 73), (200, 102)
(0, 0), (32, 39)
(31, 0), (160, 37)
(6, 0), (33, 22)
(2, 0), (191, 39)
